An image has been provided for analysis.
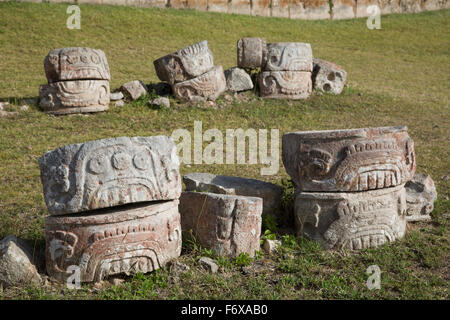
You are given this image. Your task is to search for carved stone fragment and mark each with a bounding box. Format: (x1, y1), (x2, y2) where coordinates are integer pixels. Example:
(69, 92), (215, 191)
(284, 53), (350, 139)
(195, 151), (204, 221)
(183, 172), (282, 217)
(405, 173), (437, 221)
(237, 37), (267, 69)
(172, 66), (226, 102)
(39, 136), (181, 215)
(264, 42), (313, 72)
(294, 184), (407, 250)
(44, 47), (110, 83)
(312, 58), (347, 94)
(179, 192), (262, 258)
(39, 80), (110, 115)
(282, 126), (416, 192)
(45, 200), (182, 282)
(259, 71), (312, 99)
(153, 40), (214, 85)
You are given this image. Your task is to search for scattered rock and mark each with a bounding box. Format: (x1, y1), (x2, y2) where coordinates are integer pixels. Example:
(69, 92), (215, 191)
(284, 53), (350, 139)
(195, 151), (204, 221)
(110, 91), (124, 101)
(199, 257), (218, 274)
(183, 172), (283, 217)
(115, 100), (124, 107)
(120, 80), (148, 101)
(19, 105), (29, 112)
(312, 58), (347, 94)
(0, 236), (42, 288)
(224, 67), (254, 92)
(149, 97), (170, 108)
(405, 173), (437, 222)
(0, 110), (18, 118)
(169, 260), (190, 276)
(262, 239), (281, 254)
(223, 94), (233, 103)
(0, 101), (9, 110)
(109, 277), (125, 286)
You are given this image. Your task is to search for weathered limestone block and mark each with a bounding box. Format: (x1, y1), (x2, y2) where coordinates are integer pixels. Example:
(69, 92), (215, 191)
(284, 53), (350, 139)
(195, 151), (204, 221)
(264, 42), (313, 72)
(228, 0), (251, 14)
(251, 0), (271, 16)
(237, 37), (267, 69)
(39, 135), (181, 215)
(282, 126), (416, 192)
(39, 80), (110, 115)
(207, 0), (229, 13)
(185, 0), (208, 11)
(271, 0), (290, 18)
(332, 0), (357, 19)
(290, 0), (331, 19)
(224, 67), (254, 92)
(312, 58), (347, 94)
(44, 47), (110, 83)
(0, 236), (42, 288)
(183, 172), (283, 216)
(259, 71), (312, 99)
(405, 173), (437, 221)
(295, 184), (407, 250)
(179, 192), (262, 258)
(120, 80), (148, 101)
(153, 40), (214, 85)
(45, 200), (181, 282)
(172, 65), (226, 102)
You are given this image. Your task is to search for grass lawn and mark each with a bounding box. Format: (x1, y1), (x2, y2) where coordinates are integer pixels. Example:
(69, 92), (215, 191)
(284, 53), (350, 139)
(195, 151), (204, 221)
(0, 2), (449, 299)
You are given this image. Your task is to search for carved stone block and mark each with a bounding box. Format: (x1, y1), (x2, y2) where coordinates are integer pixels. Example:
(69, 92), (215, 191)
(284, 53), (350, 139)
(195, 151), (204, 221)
(264, 42), (313, 72)
(294, 184), (407, 250)
(44, 47), (110, 83)
(183, 172), (283, 217)
(179, 192), (262, 258)
(282, 126), (416, 192)
(312, 58), (348, 94)
(172, 65), (226, 102)
(45, 200), (182, 282)
(405, 173), (437, 221)
(39, 80), (110, 115)
(153, 40), (214, 85)
(237, 37), (267, 69)
(39, 136), (181, 215)
(259, 71), (312, 99)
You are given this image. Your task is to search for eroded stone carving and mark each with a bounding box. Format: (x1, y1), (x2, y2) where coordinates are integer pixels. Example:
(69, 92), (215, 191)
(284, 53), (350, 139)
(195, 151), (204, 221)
(282, 126), (416, 192)
(405, 173), (437, 221)
(237, 37), (267, 69)
(259, 71), (312, 99)
(294, 184), (407, 250)
(39, 80), (110, 115)
(153, 40), (214, 85)
(264, 43), (313, 72)
(179, 192), (262, 258)
(172, 65), (226, 102)
(45, 200), (182, 282)
(39, 136), (181, 215)
(44, 47), (110, 83)
(312, 58), (347, 94)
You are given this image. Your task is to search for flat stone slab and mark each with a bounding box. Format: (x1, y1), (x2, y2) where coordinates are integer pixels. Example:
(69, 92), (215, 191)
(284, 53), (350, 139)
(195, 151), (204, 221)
(0, 235), (42, 288)
(282, 126), (416, 192)
(45, 200), (181, 282)
(179, 192), (262, 258)
(120, 80), (148, 101)
(39, 135), (181, 215)
(224, 67), (254, 92)
(237, 37), (267, 69)
(39, 80), (110, 115)
(405, 173), (437, 221)
(153, 40), (214, 85)
(264, 43), (313, 72)
(259, 71), (312, 99)
(183, 172), (282, 217)
(312, 58), (347, 94)
(294, 184), (407, 250)
(44, 47), (110, 83)
(172, 65), (226, 102)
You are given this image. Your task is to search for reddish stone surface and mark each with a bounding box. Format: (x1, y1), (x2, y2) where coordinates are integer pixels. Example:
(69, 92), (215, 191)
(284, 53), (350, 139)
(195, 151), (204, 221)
(229, 0), (251, 14)
(271, 0), (291, 18)
(282, 126), (416, 192)
(179, 192), (262, 258)
(251, 0), (271, 16)
(332, 0), (356, 19)
(290, 0), (331, 19)
(45, 200), (181, 282)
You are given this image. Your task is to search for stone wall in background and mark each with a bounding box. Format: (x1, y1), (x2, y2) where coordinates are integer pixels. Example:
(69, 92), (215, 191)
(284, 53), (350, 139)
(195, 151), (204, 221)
(4, 0), (449, 20)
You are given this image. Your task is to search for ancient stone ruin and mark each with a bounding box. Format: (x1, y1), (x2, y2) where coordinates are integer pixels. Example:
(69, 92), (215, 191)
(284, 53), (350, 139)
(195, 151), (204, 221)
(282, 125), (417, 250)
(153, 40), (226, 102)
(39, 47), (111, 115)
(405, 173), (437, 221)
(38, 136), (182, 282)
(312, 58), (348, 94)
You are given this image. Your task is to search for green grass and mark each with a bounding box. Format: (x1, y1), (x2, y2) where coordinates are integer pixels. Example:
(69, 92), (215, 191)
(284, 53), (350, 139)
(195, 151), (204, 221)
(0, 2), (449, 299)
